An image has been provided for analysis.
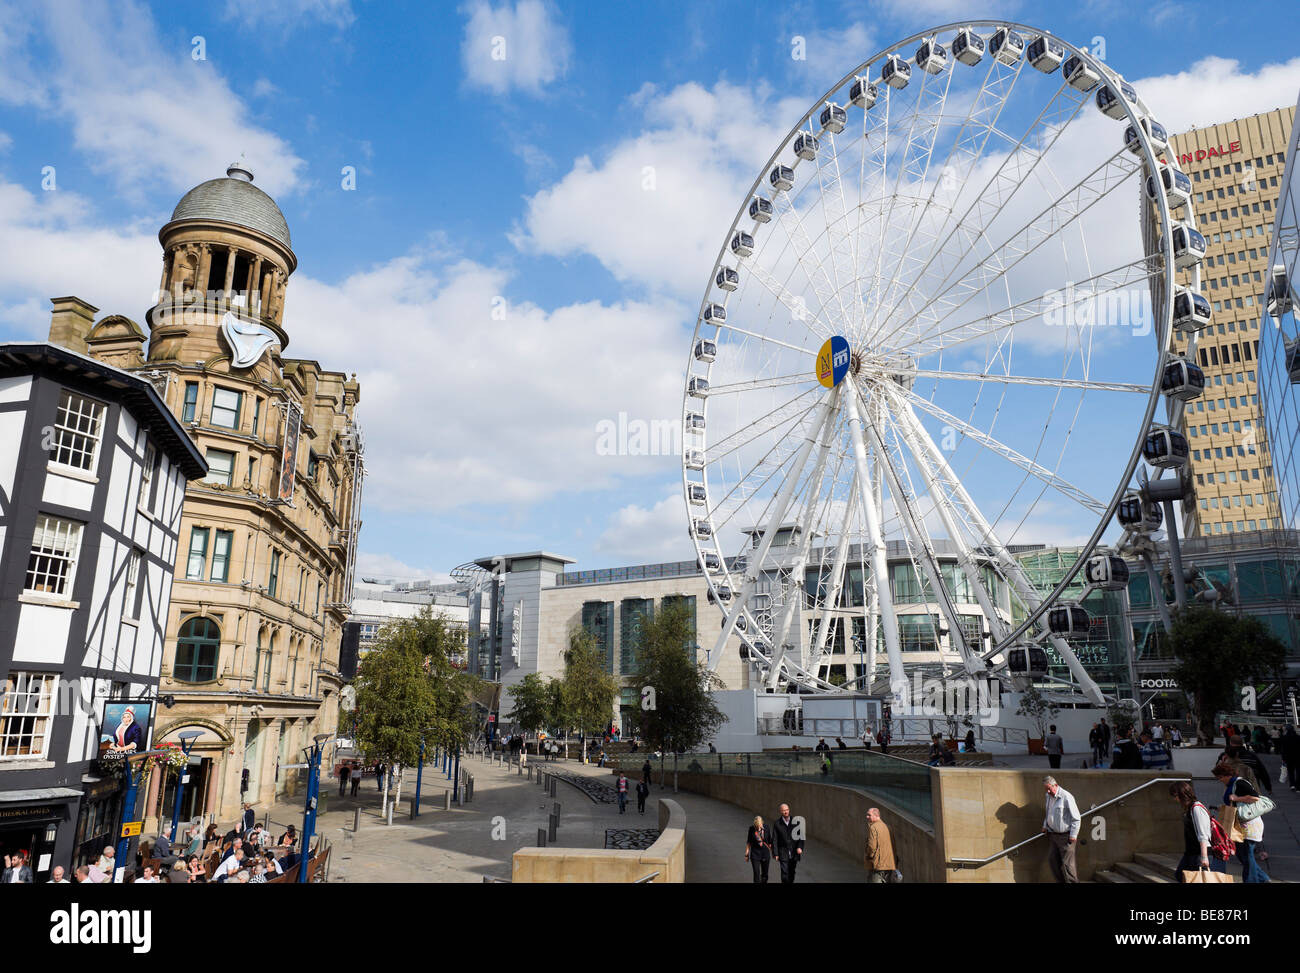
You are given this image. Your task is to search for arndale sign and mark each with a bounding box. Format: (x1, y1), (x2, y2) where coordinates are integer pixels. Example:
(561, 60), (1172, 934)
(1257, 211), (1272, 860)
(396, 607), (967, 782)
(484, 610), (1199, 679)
(1175, 140), (1242, 166)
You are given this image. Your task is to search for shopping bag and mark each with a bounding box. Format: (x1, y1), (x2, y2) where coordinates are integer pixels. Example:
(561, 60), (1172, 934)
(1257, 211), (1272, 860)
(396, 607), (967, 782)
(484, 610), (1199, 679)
(1282, 764), (1289, 786)
(1237, 795), (1276, 821)
(1182, 867), (1234, 884)
(1217, 805), (1246, 844)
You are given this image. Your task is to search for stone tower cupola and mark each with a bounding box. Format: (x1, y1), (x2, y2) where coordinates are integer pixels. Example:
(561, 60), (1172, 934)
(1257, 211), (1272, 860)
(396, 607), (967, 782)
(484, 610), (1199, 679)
(149, 161), (297, 365)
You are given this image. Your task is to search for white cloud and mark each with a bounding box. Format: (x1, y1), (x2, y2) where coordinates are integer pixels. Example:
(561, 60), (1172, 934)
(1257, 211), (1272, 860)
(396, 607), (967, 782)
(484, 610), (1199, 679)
(793, 21), (878, 88)
(3, 0), (305, 197)
(284, 253), (689, 516)
(593, 491), (695, 565)
(460, 0), (571, 95)
(515, 80), (812, 298)
(0, 178), (158, 335)
(354, 552), (446, 582)
(1133, 55), (1300, 134)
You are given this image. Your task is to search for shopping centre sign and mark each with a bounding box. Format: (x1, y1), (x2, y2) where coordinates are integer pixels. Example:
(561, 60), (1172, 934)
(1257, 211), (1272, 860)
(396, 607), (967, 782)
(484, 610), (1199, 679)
(1175, 141), (1242, 166)
(1139, 677), (1180, 690)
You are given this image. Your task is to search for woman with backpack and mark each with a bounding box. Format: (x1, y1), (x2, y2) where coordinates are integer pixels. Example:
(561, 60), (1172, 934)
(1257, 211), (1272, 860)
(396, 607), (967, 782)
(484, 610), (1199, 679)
(1213, 761), (1271, 883)
(1168, 781), (1228, 881)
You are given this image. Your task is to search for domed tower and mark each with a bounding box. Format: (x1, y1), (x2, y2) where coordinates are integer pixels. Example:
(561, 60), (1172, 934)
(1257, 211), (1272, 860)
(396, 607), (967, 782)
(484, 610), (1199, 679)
(148, 161), (297, 379)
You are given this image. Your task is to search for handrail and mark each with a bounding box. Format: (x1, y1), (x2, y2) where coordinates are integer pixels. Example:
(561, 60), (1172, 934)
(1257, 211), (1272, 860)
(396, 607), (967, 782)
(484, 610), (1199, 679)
(482, 875), (512, 883)
(947, 777), (1189, 869)
(633, 871), (660, 884)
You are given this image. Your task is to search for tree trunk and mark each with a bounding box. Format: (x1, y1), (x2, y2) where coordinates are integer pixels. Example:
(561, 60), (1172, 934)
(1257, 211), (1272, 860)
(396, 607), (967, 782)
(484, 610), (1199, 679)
(1196, 696), (1216, 747)
(393, 763), (403, 808)
(381, 764), (390, 819)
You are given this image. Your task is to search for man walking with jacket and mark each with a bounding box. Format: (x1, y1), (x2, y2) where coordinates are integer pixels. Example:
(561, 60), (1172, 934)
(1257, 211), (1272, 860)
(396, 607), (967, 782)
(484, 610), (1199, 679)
(864, 808), (895, 884)
(771, 803), (804, 883)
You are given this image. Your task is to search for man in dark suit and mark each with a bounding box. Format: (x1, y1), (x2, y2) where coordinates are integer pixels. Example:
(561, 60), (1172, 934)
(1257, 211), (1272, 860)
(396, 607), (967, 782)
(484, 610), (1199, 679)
(770, 803), (804, 883)
(241, 802), (255, 834)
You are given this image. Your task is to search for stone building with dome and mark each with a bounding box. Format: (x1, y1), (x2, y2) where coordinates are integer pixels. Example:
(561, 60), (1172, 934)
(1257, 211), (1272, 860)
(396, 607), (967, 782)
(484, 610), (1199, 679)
(47, 162), (365, 827)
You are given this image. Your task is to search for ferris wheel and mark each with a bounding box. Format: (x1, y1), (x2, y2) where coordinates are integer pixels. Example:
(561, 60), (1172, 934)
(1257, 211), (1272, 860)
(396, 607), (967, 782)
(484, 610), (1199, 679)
(682, 21), (1206, 705)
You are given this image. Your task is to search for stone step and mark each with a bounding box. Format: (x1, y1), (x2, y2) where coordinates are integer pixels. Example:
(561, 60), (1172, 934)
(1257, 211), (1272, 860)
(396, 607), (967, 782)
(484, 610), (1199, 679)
(1113, 860), (1176, 883)
(1094, 869), (1136, 883)
(1134, 852), (1183, 881)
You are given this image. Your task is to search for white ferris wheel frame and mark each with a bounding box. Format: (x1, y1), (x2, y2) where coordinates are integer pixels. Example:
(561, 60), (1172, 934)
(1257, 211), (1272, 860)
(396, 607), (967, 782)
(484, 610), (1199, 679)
(681, 20), (1188, 705)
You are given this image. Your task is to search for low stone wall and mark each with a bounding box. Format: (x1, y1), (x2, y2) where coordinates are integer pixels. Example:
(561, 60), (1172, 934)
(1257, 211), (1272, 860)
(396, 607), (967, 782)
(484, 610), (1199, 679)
(935, 768), (1190, 883)
(670, 771), (942, 883)
(667, 766), (1190, 883)
(511, 798), (686, 883)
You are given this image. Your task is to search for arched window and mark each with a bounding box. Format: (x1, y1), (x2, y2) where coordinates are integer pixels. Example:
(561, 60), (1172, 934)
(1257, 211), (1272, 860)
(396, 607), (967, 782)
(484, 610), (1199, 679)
(175, 617), (220, 682)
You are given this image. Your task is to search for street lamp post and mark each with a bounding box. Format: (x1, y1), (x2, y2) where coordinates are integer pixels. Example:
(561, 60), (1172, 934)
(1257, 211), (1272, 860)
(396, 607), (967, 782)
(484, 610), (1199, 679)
(452, 746), (461, 802)
(299, 733), (333, 884)
(414, 734), (426, 817)
(113, 748), (171, 882)
(168, 730), (203, 843)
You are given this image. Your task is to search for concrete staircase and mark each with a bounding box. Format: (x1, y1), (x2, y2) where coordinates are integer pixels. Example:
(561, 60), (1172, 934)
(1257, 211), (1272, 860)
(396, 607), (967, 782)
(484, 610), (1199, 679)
(1095, 852), (1184, 884)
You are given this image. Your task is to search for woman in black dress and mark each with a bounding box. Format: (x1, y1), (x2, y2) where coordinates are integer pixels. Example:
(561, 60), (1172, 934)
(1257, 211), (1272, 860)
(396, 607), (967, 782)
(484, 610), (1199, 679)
(745, 815), (774, 884)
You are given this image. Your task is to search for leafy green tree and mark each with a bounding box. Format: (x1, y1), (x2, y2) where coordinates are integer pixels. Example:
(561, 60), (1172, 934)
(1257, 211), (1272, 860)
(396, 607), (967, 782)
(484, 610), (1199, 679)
(559, 628), (620, 761)
(628, 601), (727, 789)
(1015, 685), (1059, 740)
(546, 677), (569, 752)
(1169, 605), (1286, 745)
(353, 609), (478, 811)
(506, 672), (557, 738)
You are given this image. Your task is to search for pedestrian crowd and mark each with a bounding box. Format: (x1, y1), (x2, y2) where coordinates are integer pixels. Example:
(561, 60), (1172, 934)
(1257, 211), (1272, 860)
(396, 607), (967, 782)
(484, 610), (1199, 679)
(1039, 723), (1282, 884)
(2, 803), (319, 885)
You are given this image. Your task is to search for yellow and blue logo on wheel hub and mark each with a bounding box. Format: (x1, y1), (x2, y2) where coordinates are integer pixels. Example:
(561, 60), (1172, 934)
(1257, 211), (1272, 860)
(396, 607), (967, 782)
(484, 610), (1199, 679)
(817, 335), (850, 388)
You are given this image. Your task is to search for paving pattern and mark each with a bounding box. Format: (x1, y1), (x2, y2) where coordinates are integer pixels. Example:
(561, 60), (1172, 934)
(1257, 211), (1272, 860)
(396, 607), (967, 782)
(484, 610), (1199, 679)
(604, 828), (660, 850)
(546, 770), (617, 804)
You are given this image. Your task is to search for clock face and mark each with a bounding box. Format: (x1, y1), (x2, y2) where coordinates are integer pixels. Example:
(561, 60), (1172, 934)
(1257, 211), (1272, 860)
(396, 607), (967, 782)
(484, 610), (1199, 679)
(221, 311), (278, 369)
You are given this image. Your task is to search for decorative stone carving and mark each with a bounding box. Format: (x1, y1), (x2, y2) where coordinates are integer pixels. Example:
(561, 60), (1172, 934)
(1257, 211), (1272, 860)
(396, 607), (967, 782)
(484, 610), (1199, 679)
(221, 310), (279, 369)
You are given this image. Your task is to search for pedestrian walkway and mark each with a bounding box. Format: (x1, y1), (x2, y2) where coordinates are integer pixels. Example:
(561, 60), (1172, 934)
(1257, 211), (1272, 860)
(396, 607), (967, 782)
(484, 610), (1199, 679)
(261, 753), (865, 882)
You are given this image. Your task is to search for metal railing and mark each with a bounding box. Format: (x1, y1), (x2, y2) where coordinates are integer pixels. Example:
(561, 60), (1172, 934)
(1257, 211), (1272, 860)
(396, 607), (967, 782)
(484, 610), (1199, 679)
(633, 871), (660, 883)
(617, 748), (934, 827)
(894, 719), (1030, 747)
(946, 777), (1188, 869)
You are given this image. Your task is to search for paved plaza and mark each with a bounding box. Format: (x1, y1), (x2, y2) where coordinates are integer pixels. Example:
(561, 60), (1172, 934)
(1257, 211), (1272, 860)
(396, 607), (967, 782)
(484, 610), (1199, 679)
(262, 753), (864, 882)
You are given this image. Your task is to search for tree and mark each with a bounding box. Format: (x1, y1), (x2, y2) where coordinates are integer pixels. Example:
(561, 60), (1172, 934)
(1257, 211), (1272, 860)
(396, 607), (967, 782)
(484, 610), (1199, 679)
(627, 601), (728, 790)
(1106, 700), (1140, 738)
(352, 608), (480, 813)
(1015, 685), (1059, 740)
(1169, 605), (1286, 745)
(506, 673), (558, 740)
(559, 628), (620, 761)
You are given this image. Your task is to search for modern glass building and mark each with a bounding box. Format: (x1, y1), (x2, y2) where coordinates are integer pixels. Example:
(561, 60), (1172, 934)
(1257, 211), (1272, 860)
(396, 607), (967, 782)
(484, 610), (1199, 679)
(1015, 547), (1136, 701)
(1125, 530), (1300, 720)
(1259, 90), (1300, 535)
(1168, 105), (1295, 536)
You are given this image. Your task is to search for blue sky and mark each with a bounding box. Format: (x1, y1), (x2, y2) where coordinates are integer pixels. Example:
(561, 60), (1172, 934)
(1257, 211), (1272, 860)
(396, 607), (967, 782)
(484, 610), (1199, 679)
(1, 0), (1298, 582)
